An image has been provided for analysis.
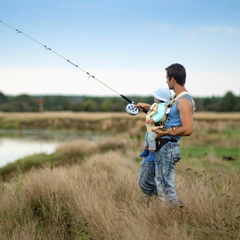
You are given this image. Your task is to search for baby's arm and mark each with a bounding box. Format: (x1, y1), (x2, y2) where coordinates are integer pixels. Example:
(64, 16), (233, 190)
(150, 103), (166, 123)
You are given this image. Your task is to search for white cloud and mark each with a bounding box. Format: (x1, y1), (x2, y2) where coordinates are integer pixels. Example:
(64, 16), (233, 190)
(0, 68), (162, 96)
(1, 68), (239, 97)
(201, 26), (237, 34)
(187, 71), (239, 97)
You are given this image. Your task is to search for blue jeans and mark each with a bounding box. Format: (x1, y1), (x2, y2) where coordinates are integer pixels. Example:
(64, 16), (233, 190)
(138, 158), (157, 196)
(138, 142), (180, 207)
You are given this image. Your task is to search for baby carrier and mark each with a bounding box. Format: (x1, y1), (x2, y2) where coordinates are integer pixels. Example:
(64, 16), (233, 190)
(152, 91), (196, 130)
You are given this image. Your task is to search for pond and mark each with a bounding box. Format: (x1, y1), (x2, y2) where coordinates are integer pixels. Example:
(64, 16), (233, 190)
(0, 129), (102, 167)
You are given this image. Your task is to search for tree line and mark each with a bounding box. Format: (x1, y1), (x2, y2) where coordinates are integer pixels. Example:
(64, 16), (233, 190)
(0, 91), (239, 112)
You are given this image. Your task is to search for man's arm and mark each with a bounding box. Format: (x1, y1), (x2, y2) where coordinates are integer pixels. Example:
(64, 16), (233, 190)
(152, 98), (193, 138)
(135, 102), (151, 112)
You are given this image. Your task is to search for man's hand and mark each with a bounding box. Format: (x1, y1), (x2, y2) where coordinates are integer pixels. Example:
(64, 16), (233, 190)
(135, 102), (151, 112)
(146, 119), (154, 124)
(151, 128), (165, 138)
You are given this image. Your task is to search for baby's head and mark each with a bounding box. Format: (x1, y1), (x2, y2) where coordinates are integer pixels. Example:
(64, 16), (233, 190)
(153, 87), (172, 104)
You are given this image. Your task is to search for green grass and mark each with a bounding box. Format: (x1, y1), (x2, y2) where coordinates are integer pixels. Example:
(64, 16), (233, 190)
(181, 146), (240, 172)
(0, 153), (60, 180)
(181, 146), (239, 159)
(222, 128), (240, 136)
(214, 147), (240, 158)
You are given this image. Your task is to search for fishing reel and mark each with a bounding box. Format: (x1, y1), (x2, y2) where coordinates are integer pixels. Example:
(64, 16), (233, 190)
(125, 103), (139, 116)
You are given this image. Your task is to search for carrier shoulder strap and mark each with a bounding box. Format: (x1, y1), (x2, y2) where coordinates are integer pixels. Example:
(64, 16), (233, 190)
(168, 91), (196, 110)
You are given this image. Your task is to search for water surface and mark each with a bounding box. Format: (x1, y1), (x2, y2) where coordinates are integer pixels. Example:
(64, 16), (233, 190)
(0, 129), (102, 167)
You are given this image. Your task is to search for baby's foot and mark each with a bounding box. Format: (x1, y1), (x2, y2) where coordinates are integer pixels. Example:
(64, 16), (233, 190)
(146, 152), (155, 162)
(139, 149), (149, 157)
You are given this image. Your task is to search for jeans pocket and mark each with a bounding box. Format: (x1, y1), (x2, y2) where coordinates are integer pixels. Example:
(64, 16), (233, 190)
(172, 148), (181, 164)
(173, 155), (181, 163)
(173, 154), (181, 163)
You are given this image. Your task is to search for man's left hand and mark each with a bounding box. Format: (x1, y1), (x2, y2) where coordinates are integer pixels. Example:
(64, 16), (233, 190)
(151, 128), (165, 138)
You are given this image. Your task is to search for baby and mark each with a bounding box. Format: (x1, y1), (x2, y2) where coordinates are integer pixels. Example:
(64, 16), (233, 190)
(139, 87), (172, 162)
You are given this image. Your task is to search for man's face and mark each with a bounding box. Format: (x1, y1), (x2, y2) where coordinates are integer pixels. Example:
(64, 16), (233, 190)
(166, 74), (173, 90)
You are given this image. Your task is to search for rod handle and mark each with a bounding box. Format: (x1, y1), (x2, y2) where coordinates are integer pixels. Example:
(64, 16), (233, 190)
(120, 94), (132, 103)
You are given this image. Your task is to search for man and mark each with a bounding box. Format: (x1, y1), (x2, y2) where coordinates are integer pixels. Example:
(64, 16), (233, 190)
(135, 63), (195, 209)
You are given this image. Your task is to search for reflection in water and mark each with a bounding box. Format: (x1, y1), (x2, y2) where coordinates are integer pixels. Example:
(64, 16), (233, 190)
(0, 129), (104, 167)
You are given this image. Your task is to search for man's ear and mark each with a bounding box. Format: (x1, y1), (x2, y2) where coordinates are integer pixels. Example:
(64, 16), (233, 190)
(171, 77), (177, 84)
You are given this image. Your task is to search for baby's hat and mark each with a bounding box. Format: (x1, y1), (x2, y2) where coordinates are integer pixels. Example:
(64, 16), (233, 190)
(153, 87), (172, 103)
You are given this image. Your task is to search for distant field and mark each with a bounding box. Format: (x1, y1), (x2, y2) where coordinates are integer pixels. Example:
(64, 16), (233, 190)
(0, 111), (137, 120)
(0, 111), (239, 135)
(0, 111), (239, 120)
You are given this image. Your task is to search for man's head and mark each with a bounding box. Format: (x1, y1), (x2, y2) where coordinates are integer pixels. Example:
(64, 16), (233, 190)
(165, 63), (186, 86)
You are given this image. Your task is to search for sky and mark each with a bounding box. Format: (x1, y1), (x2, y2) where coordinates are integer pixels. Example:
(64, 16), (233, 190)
(0, 0), (239, 98)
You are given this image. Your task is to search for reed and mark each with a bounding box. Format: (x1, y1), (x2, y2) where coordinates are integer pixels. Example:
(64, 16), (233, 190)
(0, 149), (239, 240)
(0, 112), (239, 239)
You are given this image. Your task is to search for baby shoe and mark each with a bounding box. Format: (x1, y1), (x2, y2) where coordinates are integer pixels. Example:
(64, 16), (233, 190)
(146, 152), (155, 162)
(139, 149), (149, 157)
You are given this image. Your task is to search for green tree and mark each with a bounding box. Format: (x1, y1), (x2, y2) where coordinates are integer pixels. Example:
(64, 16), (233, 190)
(82, 99), (98, 111)
(202, 96), (221, 111)
(0, 91), (8, 104)
(219, 91), (239, 112)
(71, 102), (84, 112)
(101, 98), (113, 112)
(42, 95), (72, 111)
(4, 94), (39, 112)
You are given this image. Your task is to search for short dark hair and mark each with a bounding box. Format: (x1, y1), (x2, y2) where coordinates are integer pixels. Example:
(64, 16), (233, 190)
(165, 63), (186, 86)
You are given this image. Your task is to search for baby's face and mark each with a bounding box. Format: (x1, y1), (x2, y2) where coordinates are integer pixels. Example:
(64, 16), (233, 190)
(154, 98), (160, 103)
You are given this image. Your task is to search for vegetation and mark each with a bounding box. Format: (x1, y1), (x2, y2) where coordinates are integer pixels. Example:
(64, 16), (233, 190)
(0, 90), (239, 112)
(0, 111), (239, 132)
(0, 113), (239, 239)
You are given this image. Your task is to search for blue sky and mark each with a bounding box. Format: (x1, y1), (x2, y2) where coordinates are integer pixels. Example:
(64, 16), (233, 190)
(0, 0), (239, 97)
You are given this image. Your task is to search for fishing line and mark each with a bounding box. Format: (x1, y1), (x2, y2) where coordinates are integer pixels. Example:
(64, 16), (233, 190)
(0, 20), (143, 115)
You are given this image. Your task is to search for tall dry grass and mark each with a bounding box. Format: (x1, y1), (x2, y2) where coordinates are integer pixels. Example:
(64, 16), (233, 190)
(180, 118), (240, 148)
(0, 143), (239, 240)
(0, 112), (239, 239)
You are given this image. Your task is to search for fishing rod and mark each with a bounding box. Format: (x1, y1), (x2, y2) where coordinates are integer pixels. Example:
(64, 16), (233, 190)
(0, 20), (146, 115)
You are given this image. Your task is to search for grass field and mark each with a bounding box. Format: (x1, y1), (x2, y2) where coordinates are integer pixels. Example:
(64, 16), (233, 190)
(0, 112), (239, 239)
(0, 111), (239, 120)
